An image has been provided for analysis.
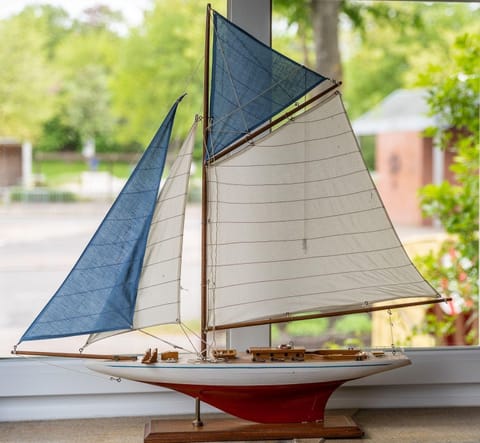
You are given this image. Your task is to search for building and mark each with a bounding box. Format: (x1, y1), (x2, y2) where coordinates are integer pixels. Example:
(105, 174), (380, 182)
(0, 138), (23, 187)
(353, 88), (455, 226)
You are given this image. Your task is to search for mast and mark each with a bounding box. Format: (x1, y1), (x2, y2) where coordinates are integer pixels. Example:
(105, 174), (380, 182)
(200, 3), (212, 358)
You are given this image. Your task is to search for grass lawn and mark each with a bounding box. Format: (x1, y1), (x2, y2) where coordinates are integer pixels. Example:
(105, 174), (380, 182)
(34, 160), (134, 186)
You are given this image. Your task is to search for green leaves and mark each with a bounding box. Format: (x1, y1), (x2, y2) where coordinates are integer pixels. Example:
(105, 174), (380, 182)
(0, 10), (56, 139)
(414, 32), (479, 345)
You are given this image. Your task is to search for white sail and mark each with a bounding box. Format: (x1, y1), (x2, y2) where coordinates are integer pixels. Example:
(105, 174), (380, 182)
(88, 121), (197, 344)
(206, 93), (438, 328)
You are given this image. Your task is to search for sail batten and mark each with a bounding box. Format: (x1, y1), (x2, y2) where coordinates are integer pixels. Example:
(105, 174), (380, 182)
(206, 93), (439, 328)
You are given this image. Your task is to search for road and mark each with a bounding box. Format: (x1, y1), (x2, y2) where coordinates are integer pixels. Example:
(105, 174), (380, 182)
(0, 202), (202, 357)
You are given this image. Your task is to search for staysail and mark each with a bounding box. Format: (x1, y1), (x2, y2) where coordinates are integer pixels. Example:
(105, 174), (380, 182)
(207, 11), (327, 159)
(88, 120), (197, 344)
(20, 97), (185, 343)
(206, 92), (440, 328)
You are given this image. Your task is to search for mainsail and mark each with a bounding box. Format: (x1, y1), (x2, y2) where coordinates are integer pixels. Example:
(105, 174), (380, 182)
(206, 92), (440, 328)
(20, 97), (186, 343)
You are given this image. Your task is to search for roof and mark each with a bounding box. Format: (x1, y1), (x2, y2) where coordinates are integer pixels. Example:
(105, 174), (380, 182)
(0, 137), (21, 146)
(352, 88), (436, 136)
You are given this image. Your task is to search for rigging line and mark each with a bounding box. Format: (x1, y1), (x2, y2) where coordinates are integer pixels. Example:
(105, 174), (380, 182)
(207, 161), (221, 340)
(44, 279), (142, 299)
(181, 54), (205, 96)
(137, 278), (179, 291)
(149, 212), (184, 225)
(178, 322), (200, 356)
(213, 146), (358, 168)
(34, 304), (135, 324)
(211, 128), (352, 151)
(139, 329), (195, 354)
(13, 355), (114, 381)
(209, 28), (317, 148)
(212, 187), (376, 205)
(133, 301), (177, 313)
(211, 85), (339, 137)
(207, 244), (404, 268)
(210, 204), (385, 225)
(208, 168), (366, 187)
(210, 112), (347, 142)
(301, 88), (308, 253)
(387, 309), (396, 351)
(251, 130), (352, 148)
(210, 16), (250, 148)
(211, 21), (306, 126)
(207, 226), (394, 247)
(209, 263), (416, 291)
(285, 110), (344, 125)
(209, 64), (307, 130)
(159, 156), (191, 183)
(208, 81), (341, 164)
(215, 279), (432, 311)
(145, 233), (183, 248)
(155, 190), (190, 204)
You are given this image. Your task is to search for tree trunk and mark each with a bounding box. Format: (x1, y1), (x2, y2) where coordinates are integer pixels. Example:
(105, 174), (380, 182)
(310, 0), (342, 82)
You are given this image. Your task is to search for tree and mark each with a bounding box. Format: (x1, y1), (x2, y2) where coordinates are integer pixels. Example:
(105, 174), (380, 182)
(274, 0), (411, 81)
(0, 10), (55, 140)
(274, 1), (479, 119)
(110, 1), (215, 149)
(39, 4), (122, 153)
(414, 33), (479, 345)
(63, 64), (114, 156)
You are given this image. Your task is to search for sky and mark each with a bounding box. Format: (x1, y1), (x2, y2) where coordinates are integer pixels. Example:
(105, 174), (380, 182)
(0, 0), (152, 26)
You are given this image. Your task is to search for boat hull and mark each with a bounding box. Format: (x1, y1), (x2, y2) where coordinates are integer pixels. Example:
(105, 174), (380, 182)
(87, 351), (410, 423)
(156, 380), (345, 423)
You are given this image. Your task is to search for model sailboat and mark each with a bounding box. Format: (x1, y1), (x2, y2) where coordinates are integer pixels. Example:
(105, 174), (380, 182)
(14, 6), (446, 424)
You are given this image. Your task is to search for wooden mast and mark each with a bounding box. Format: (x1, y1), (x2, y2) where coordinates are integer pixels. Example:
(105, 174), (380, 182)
(200, 3), (212, 358)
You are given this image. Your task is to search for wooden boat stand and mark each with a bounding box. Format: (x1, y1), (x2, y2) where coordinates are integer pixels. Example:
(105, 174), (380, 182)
(144, 399), (363, 442)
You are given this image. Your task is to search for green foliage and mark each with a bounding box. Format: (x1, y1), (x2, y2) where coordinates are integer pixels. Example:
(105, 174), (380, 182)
(285, 318), (328, 337)
(110, 1), (208, 147)
(358, 135), (375, 171)
(342, 2), (480, 119)
(0, 9), (56, 139)
(63, 64), (114, 143)
(2, 0), (478, 159)
(334, 314), (371, 335)
(414, 33), (479, 345)
(36, 160), (132, 186)
(271, 314), (372, 349)
(36, 116), (81, 152)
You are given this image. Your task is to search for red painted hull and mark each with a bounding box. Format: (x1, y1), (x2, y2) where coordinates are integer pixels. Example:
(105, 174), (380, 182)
(148, 380), (348, 423)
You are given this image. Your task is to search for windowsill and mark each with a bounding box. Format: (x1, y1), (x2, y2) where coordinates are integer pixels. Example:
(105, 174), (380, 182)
(2, 346), (480, 422)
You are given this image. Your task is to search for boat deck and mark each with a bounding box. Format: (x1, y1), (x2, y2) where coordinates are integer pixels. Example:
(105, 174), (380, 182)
(2, 408), (479, 442)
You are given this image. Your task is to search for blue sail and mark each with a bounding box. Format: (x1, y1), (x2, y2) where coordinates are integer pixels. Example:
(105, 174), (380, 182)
(20, 97), (184, 342)
(207, 11), (327, 159)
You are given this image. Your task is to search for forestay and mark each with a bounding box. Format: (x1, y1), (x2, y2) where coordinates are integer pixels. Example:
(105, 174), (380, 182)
(206, 92), (439, 328)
